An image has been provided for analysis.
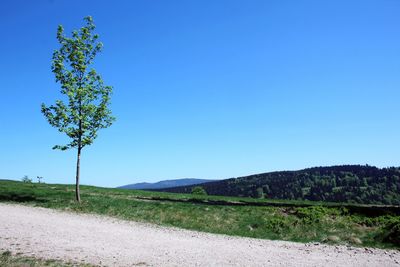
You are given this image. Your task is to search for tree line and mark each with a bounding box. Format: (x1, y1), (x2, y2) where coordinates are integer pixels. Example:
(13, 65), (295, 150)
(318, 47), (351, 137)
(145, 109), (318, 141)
(158, 165), (400, 205)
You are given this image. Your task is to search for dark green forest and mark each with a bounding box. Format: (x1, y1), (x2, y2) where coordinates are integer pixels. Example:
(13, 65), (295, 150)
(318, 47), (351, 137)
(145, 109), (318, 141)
(157, 165), (400, 205)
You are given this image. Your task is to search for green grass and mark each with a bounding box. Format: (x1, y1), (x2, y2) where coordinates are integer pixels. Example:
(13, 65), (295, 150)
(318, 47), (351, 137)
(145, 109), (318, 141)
(0, 250), (92, 267)
(1, 180), (399, 249)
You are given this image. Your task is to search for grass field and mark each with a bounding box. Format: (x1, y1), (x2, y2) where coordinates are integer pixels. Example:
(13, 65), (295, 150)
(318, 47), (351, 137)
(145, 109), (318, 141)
(0, 180), (399, 249)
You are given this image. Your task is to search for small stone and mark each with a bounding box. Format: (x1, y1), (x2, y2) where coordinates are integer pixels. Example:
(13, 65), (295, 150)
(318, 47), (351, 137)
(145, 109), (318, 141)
(327, 235), (340, 242)
(350, 237), (362, 245)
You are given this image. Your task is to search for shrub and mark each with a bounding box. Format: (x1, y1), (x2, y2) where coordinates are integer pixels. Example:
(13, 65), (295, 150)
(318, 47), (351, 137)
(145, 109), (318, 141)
(191, 186), (207, 195)
(295, 206), (338, 223)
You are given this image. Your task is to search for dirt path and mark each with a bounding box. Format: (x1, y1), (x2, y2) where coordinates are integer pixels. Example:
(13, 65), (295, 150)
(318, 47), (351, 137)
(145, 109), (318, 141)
(0, 203), (399, 267)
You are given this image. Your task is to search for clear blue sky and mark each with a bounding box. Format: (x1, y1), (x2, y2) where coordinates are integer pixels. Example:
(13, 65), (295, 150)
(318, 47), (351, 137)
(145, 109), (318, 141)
(1, 0), (399, 187)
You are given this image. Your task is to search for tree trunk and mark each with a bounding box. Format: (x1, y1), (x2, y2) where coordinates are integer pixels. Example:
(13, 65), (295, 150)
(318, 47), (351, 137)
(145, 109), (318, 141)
(75, 146), (81, 202)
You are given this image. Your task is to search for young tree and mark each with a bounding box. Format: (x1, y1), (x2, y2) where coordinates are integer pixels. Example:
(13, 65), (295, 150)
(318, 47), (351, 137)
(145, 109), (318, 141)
(41, 16), (115, 202)
(255, 187), (264, 198)
(21, 175), (32, 183)
(37, 176), (44, 184)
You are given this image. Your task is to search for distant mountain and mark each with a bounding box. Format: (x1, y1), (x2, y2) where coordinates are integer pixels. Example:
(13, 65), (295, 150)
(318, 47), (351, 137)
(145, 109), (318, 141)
(118, 178), (215, 190)
(156, 165), (400, 205)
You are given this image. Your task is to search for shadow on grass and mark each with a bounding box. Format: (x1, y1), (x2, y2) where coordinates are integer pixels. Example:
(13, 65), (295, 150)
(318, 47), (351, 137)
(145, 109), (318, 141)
(0, 192), (48, 203)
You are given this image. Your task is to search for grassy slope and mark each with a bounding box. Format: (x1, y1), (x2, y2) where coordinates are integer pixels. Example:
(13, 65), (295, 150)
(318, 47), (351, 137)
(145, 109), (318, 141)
(0, 180), (399, 249)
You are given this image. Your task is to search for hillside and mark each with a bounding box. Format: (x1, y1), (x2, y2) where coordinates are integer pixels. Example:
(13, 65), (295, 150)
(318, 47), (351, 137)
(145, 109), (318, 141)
(1, 180), (400, 249)
(156, 165), (400, 205)
(118, 178), (214, 190)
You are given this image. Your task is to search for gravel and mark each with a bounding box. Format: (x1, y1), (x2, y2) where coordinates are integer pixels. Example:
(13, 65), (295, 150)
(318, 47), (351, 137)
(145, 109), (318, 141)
(0, 203), (399, 266)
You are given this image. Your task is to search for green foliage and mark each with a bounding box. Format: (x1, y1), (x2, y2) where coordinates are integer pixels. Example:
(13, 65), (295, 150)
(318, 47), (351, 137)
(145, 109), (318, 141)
(264, 216), (292, 234)
(296, 206), (341, 223)
(256, 187), (264, 198)
(191, 186), (207, 195)
(21, 175), (32, 183)
(1, 180), (400, 248)
(41, 16), (115, 151)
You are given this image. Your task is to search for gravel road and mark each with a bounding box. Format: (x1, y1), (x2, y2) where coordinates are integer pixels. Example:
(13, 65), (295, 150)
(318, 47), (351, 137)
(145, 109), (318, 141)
(0, 203), (399, 266)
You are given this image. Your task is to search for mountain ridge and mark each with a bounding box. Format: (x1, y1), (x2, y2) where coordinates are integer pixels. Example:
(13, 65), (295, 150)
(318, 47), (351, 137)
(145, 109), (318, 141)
(118, 178), (215, 190)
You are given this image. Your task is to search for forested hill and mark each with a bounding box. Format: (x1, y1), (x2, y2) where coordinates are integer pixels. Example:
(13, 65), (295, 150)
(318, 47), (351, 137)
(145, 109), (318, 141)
(157, 165), (400, 205)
